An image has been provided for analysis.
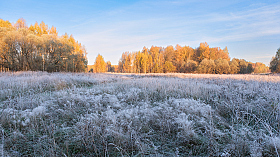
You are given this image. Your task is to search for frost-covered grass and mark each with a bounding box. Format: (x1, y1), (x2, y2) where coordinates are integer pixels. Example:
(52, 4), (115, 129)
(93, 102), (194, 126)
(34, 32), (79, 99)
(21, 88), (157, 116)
(0, 72), (280, 156)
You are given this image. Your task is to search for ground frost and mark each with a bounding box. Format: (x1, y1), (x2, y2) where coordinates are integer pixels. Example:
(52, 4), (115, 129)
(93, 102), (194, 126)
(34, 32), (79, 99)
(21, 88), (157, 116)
(0, 72), (279, 156)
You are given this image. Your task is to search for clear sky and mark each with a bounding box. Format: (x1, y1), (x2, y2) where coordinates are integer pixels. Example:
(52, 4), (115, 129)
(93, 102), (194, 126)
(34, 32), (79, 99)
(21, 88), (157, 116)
(1, 0), (280, 65)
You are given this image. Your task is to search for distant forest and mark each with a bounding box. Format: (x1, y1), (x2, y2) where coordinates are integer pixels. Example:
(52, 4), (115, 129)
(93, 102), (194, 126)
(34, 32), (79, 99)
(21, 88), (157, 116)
(92, 43), (270, 74)
(0, 18), (272, 74)
(0, 18), (87, 72)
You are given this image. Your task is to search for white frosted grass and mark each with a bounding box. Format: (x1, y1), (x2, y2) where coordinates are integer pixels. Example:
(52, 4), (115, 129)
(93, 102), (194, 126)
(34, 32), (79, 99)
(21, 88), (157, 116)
(0, 72), (280, 156)
(125, 73), (280, 82)
(31, 106), (46, 116)
(0, 129), (3, 157)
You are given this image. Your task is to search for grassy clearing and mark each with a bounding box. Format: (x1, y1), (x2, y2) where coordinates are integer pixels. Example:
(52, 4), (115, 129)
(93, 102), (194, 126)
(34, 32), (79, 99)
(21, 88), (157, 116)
(0, 72), (280, 156)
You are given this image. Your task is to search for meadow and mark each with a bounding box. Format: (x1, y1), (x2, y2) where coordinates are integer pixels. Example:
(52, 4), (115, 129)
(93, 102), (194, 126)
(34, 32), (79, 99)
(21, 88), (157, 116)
(0, 72), (280, 156)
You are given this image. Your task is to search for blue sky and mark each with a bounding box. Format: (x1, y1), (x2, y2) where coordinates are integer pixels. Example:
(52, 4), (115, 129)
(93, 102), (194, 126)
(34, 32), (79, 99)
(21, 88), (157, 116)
(1, 0), (280, 65)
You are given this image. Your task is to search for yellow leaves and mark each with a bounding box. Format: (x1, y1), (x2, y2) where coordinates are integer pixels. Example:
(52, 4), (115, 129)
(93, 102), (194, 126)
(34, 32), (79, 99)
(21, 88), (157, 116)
(94, 54), (106, 73)
(0, 19), (13, 28)
(197, 59), (215, 74)
(117, 43), (237, 74)
(48, 26), (58, 36)
(0, 18), (87, 72)
(164, 61), (176, 73)
(39, 21), (48, 35)
(28, 21), (58, 37)
(15, 18), (27, 29)
(254, 62), (269, 73)
(196, 42), (230, 62)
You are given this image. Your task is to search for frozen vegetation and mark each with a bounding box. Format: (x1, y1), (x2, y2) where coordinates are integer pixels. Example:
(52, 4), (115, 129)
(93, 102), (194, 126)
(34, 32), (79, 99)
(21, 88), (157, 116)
(0, 72), (280, 156)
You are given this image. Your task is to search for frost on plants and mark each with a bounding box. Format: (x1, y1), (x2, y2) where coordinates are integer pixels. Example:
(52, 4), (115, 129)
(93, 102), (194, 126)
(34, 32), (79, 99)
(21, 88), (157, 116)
(0, 72), (280, 156)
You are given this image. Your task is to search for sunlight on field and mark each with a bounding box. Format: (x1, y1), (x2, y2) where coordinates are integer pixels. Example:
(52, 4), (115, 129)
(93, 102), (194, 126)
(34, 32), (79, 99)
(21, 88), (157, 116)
(0, 72), (280, 156)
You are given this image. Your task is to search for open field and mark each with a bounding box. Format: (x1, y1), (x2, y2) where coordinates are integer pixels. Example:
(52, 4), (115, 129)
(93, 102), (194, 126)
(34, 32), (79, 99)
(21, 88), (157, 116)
(0, 72), (280, 156)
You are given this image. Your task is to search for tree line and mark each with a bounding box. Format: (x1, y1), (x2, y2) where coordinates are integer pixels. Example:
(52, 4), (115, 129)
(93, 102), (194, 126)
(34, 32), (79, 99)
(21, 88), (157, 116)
(270, 48), (280, 73)
(0, 18), (87, 72)
(93, 43), (269, 74)
(90, 54), (117, 73)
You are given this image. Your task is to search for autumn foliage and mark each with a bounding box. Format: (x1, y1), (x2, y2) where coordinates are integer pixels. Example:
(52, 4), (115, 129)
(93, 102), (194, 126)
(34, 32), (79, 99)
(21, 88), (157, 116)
(116, 43), (269, 74)
(0, 18), (269, 74)
(270, 48), (280, 73)
(94, 54), (106, 73)
(0, 18), (87, 72)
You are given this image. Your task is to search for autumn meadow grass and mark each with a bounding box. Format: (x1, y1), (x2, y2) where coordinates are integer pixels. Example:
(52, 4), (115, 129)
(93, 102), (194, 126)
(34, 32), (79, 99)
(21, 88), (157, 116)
(0, 71), (280, 156)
